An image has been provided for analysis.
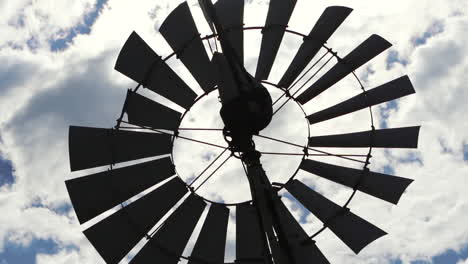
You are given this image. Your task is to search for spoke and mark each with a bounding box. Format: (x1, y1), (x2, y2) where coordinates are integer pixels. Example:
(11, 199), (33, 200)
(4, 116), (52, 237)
(194, 154), (233, 192)
(178, 128), (223, 131)
(189, 147), (230, 187)
(255, 134), (367, 164)
(273, 53), (335, 116)
(271, 51), (330, 107)
(120, 120), (227, 149)
(260, 151), (367, 157)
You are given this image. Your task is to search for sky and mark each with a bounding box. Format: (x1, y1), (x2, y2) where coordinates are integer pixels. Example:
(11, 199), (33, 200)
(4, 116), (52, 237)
(0, 0), (468, 263)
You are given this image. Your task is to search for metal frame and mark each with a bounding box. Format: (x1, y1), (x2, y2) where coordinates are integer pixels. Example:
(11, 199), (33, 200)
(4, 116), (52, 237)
(110, 25), (376, 263)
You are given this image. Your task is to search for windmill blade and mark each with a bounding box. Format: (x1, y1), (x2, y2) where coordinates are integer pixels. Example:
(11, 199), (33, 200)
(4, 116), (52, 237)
(214, 0), (244, 65)
(296, 34), (392, 104)
(130, 194), (206, 264)
(66, 157), (175, 224)
(115, 31), (197, 109)
(308, 126), (420, 149)
(69, 126), (172, 171)
(278, 6), (352, 88)
(300, 159), (414, 204)
(188, 204), (229, 264)
(160, 2), (216, 93)
(83, 177), (188, 264)
(255, 0), (297, 80)
(125, 90), (182, 130)
(212, 52), (240, 104)
(237, 204), (265, 263)
(198, 0), (216, 34)
(285, 180), (387, 254)
(274, 198), (330, 264)
(307, 75), (416, 124)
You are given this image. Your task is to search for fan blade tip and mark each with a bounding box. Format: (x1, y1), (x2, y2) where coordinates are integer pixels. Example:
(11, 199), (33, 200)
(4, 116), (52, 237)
(370, 34), (392, 48)
(401, 75), (416, 94)
(115, 32), (140, 70)
(160, 2), (189, 33)
(352, 230), (387, 254)
(391, 179), (414, 205)
(327, 5), (353, 12)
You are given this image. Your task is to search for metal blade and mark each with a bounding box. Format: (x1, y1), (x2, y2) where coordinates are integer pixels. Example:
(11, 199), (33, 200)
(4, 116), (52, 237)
(160, 2), (216, 93)
(83, 177), (187, 264)
(300, 159), (414, 204)
(274, 198), (330, 264)
(66, 157), (175, 224)
(188, 204), (229, 264)
(255, 0), (297, 80)
(212, 52), (240, 104)
(236, 203), (264, 264)
(69, 126), (172, 171)
(130, 194), (206, 264)
(285, 180), (387, 254)
(297, 34), (392, 104)
(198, 0), (216, 34)
(278, 6), (352, 88)
(125, 91), (182, 130)
(308, 126), (420, 148)
(307, 75), (415, 124)
(115, 31), (197, 109)
(214, 0), (244, 65)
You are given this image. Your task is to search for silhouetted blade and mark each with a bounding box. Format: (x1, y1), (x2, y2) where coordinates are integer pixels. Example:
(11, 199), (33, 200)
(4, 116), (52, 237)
(278, 6), (352, 88)
(189, 204), (229, 264)
(297, 34), (392, 104)
(69, 126), (172, 171)
(125, 91), (181, 130)
(213, 52), (239, 104)
(214, 0), (244, 64)
(83, 178), (187, 264)
(308, 126), (420, 148)
(237, 204), (265, 264)
(160, 2), (216, 93)
(285, 180), (387, 254)
(307, 75), (416, 124)
(274, 198), (330, 264)
(255, 0), (297, 80)
(130, 194), (206, 264)
(66, 157), (175, 224)
(115, 31), (197, 109)
(198, 0), (216, 33)
(300, 159), (414, 204)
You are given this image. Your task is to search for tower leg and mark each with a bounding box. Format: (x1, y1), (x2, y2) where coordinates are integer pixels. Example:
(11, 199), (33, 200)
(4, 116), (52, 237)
(242, 151), (295, 264)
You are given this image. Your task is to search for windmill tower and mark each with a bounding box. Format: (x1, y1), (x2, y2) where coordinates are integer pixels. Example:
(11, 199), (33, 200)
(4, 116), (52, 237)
(66, 1), (419, 263)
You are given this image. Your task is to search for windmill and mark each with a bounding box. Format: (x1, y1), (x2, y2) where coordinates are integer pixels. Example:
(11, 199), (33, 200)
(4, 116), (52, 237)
(65, 1), (420, 263)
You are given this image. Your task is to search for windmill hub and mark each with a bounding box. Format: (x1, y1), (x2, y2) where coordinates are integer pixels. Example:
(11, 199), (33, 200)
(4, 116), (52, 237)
(220, 83), (273, 153)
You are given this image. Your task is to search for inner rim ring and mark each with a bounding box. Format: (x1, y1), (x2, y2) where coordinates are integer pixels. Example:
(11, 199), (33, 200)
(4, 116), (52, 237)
(171, 81), (310, 206)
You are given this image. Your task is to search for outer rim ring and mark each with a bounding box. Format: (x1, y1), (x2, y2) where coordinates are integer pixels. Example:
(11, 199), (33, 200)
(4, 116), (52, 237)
(107, 25), (375, 263)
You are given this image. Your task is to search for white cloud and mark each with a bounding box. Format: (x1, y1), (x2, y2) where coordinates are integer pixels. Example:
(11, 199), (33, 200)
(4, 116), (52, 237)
(0, 0), (467, 263)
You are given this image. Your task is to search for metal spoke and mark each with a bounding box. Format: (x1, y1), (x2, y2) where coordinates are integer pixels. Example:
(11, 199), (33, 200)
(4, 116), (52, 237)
(189, 147), (230, 187)
(271, 51), (330, 107)
(194, 154), (233, 192)
(119, 121), (227, 149)
(255, 134), (367, 164)
(178, 128), (223, 131)
(260, 151), (367, 157)
(273, 53), (335, 116)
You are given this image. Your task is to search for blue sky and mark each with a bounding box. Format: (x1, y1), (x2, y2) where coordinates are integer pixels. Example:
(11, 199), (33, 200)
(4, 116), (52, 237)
(1, 0), (468, 264)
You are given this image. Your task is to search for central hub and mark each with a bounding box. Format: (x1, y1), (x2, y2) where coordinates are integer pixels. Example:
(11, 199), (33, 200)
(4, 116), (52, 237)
(220, 83), (273, 153)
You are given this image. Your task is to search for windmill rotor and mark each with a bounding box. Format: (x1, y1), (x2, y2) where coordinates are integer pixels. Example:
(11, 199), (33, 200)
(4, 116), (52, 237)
(66, 1), (420, 264)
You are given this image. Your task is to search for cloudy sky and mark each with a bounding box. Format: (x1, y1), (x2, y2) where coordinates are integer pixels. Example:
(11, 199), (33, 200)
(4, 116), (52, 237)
(1, 0), (468, 263)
